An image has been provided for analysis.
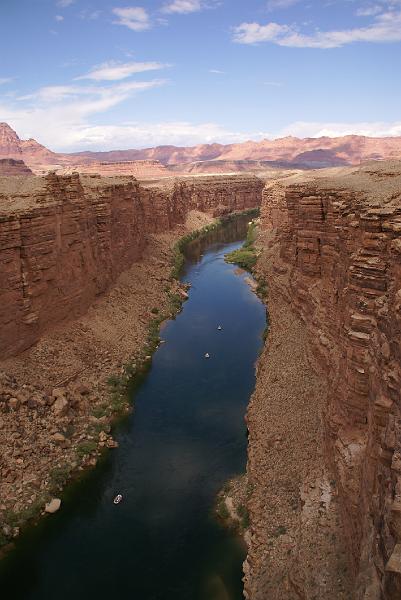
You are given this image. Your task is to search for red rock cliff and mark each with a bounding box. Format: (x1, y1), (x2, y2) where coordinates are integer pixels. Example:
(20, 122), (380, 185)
(0, 159), (33, 176)
(0, 172), (263, 358)
(258, 164), (401, 598)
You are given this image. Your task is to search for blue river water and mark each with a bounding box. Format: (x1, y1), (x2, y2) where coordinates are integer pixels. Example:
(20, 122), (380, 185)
(0, 217), (266, 600)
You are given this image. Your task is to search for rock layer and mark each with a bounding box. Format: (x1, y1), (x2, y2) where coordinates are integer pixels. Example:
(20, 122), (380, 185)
(0, 172), (263, 359)
(0, 159), (33, 176)
(59, 159), (172, 179)
(247, 162), (401, 598)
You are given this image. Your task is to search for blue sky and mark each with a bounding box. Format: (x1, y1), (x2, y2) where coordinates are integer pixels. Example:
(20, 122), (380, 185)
(1, 0), (401, 150)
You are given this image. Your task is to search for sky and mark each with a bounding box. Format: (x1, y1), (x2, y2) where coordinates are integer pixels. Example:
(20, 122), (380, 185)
(1, 0), (401, 151)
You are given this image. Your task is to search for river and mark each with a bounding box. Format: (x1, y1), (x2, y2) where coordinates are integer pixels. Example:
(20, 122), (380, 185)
(0, 216), (266, 600)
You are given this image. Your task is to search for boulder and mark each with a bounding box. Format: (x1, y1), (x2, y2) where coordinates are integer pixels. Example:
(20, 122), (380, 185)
(45, 498), (61, 514)
(106, 438), (119, 449)
(52, 396), (69, 416)
(52, 387), (67, 401)
(51, 432), (66, 444)
(8, 397), (20, 410)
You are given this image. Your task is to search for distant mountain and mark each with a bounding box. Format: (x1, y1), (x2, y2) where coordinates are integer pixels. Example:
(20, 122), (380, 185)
(1, 122), (401, 172)
(0, 122), (63, 166)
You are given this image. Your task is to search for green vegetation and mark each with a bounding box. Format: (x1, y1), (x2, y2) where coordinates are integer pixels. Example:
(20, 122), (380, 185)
(244, 220), (257, 247)
(171, 208), (259, 279)
(225, 219), (259, 271)
(224, 217), (270, 353)
(50, 465), (72, 487)
(171, 221), (222, 279)
(89, 421), (105, 435)
(215, 498), (230, 522)
(106, 374), (121, 389)
(225, 247), (257, 270)
(2, 508), (20, 529)
(256, 280), (268, 300)
(76, 440), (98, 458)
(91, 404), (109, 419)
(1, 496), (48, 539)
(237, 503), (250, 529)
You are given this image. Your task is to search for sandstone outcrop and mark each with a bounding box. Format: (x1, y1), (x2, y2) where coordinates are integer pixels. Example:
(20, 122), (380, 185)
(246, 161), (401, 599)
(0, 172), (263, 359)
(0, 123), (60, 166)
(0, 123), (23, 158)
(0, 159), (33, 176)
(59, 159), (172, 179)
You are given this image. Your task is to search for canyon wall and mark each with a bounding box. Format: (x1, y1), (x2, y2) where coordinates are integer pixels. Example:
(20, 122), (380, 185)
(59, 159), (171, 179)
(0, 172), (263, 359)
(259, 174), (401, 598)
(0, 159), (33, 176)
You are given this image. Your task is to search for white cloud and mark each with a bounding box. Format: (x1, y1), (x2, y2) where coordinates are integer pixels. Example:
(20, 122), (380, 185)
(112, 7), (150, 31)
(4, 80), (401, 152)
(0, 74), (168, 150)
(263, 81), (282, 86)
(55, 15), (64, 21)
(57, 0), (75, 7)
(162, 0), (202, 14)
(161, 0), (220, 14)
(209, 69), (225, 74)
(278, 119), (401, 138)
(57, 121), (256, 149)
(0, 75), (266, 150)
(76, 61), (168, 81)
(18, 79), (166, 103)
(233, 9), (401, 47)
(0, 78), (12, 85)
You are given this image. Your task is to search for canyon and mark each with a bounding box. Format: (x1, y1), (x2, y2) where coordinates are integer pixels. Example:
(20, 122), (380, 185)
(0, 148), (401, 599)
(0, 170), (263, 557)
(0, 171), (262, 358)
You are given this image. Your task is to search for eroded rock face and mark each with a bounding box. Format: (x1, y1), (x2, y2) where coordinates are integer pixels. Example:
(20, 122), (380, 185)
(255, 170), (401, 598)
(59, 160), (172, 179)
(0, 159), (32, 176)
(0, 172), (263, 359)
(0, 123), (22, 158)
